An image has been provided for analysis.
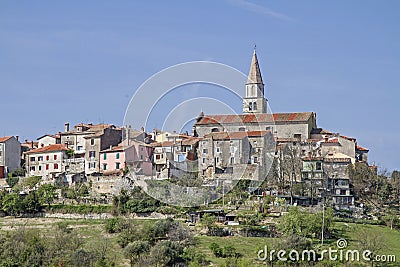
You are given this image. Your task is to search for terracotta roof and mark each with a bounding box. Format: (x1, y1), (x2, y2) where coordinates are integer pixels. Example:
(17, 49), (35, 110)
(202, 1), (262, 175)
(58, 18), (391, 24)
(182, 138), (201, 146)
(150, 141), (175, 147)
(247, 50), (263, 84)
(340, 135), (356, 142)
(0, 136), (13, 142)
(204, 130), (271, 140)
(324, 138), (339, 144)
(195, 112), (313, 125)
(26, 144), (68, 154)
(356, 145), (369, 152)
(101, 145), (124, 153)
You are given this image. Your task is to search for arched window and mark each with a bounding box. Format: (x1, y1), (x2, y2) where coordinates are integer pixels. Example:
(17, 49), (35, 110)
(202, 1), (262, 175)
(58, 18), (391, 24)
(253, 102), (257, 111)
(239, 127), (246, 132)
(248, 103), (252, 111)
(211, 128), (220, 132)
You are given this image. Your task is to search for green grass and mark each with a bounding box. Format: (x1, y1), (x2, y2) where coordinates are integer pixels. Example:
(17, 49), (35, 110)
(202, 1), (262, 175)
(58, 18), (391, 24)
(0, 217), (399, 267)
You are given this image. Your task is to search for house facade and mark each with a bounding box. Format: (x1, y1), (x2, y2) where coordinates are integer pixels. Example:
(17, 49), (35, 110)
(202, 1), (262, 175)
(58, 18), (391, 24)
(0, 136), (21, 178)
(25, 144), (68, 180)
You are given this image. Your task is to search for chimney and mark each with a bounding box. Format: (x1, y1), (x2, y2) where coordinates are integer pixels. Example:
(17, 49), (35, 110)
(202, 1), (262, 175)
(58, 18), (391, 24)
(65, 122), (70, 132)
(15, 135), (19, 141)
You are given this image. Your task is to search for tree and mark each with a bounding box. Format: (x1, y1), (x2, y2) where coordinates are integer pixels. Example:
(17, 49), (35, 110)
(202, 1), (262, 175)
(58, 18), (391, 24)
(37, 184), (57, 207)
(1, 192), (23, 216)
(124, 240), (150, 266)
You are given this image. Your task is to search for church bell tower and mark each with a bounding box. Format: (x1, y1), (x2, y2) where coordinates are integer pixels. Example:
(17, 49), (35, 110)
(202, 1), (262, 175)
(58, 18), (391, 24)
(243, 49), (267, 114)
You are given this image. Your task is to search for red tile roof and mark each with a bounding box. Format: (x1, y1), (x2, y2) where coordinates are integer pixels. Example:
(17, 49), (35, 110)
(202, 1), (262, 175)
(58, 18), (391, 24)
(195, 112), (313, 125)
(0, 136), (13, 142)
(26, 144), (68, 154)
(204, 130), (271, 140)
(356, 145), (369, 152)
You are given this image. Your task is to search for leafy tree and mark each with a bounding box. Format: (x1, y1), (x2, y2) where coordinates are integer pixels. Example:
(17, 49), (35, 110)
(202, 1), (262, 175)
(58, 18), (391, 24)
(37, 183), (57, 206)
(22, 176), (42, 189)
(279, 206), (333, 239)
(124, 240), (150, 266)
(1, 192), (23, 216)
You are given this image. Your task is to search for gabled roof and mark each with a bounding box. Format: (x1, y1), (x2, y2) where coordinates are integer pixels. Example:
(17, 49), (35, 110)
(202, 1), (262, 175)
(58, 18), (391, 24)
(195, 112), (314, 125)
(0, 136), (13, 143)
(26, 144), (68, 154)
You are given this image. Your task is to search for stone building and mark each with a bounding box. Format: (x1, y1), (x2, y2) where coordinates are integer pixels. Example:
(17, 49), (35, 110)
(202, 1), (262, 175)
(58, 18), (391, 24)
(193, 50), (317, 142)
(198, 130), (274, 180)
(59, 122), (122, 175)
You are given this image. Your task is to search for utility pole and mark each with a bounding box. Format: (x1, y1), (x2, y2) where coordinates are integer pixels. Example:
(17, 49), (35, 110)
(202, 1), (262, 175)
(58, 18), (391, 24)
(321, 198), (325, 245)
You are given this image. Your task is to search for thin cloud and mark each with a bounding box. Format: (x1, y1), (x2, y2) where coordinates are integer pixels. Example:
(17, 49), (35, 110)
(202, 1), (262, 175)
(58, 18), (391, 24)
(227, 0), (295, 22)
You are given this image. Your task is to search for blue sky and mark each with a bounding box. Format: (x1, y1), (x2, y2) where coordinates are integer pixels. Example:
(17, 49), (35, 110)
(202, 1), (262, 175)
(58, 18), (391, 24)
(0, 1), (399, 171)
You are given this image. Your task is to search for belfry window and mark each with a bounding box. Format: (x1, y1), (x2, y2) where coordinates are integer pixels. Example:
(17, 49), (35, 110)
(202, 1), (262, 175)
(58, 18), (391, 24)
(253, 102), (257, 111)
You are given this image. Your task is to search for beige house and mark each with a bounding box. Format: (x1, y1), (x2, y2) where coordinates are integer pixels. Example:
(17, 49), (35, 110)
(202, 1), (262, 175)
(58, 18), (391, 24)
(25, 144), (68, 180)
(0, 136), (21, 178)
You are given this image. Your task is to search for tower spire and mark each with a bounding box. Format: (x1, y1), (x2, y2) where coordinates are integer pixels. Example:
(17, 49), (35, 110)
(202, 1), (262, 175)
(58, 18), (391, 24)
(243, 48), (267, 114)
(247, 49), (263, 85)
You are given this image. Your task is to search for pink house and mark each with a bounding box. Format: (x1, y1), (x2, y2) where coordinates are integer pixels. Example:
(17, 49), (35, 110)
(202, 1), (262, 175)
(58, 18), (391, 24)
(99, 140), (153, 176)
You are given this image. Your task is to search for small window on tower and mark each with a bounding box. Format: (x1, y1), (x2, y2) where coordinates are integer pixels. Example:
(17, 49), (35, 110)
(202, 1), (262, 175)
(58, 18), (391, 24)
(253, 102), (257, 111)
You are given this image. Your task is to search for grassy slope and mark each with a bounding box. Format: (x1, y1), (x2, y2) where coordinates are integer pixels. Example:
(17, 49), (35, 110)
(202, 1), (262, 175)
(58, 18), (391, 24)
(0, 217), (399, 267)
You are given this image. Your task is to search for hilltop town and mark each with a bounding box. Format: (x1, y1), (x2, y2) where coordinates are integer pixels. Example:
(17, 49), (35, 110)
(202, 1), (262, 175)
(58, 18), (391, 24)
(0, 51), (399, 267)
(1, 51), (379, 211)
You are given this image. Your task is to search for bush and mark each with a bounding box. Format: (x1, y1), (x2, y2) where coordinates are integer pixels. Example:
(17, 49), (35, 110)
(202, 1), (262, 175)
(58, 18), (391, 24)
(6, 176), (19, 188)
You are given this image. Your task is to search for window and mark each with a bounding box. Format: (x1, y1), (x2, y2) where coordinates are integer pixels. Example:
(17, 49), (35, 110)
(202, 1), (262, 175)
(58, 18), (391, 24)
(89, 151), (95, 158)
(30, 166), (35, 171)
(253, 102), (257, 111)
(248, 103), (252, 111)
(116, 162), (120, 169)
(216, 147), (220, 153)
(239, 127), (246, 132)
(38, 166), (42, 171)
(316, 162), (322, 170)
(103, 153), (107, 160)
(215, 157), (219, 163)
(46, 155), (49, 161)
(202, 158), (206, 164)
(294, 134), (302, 140)
(202, 148), (208, 154)
(253, 157), (258, 163)
(140, 147), (144, 151)
(140, 155), (143, 160)
(46, 164), (49, 170)
(30, 157), (35, 162)
(54, 155), (57, 160)
(54, 163), (58, 169)
(211, 128), (219, 132)
(89, 162), (96, 169)
(116, 153), (120, 159)
(38, 156), (43, 161)
(0, 151), (2, 157)
(77, 146), (83, 151)
(230, 157), (234, 165)
(90, 139), (95, 146)
(156, 154), (161, 160)
(103, 164), (107, 171)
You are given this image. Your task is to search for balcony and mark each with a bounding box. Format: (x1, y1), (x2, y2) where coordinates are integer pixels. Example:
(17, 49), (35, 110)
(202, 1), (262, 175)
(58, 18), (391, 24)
(64, 158), (85, 163)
